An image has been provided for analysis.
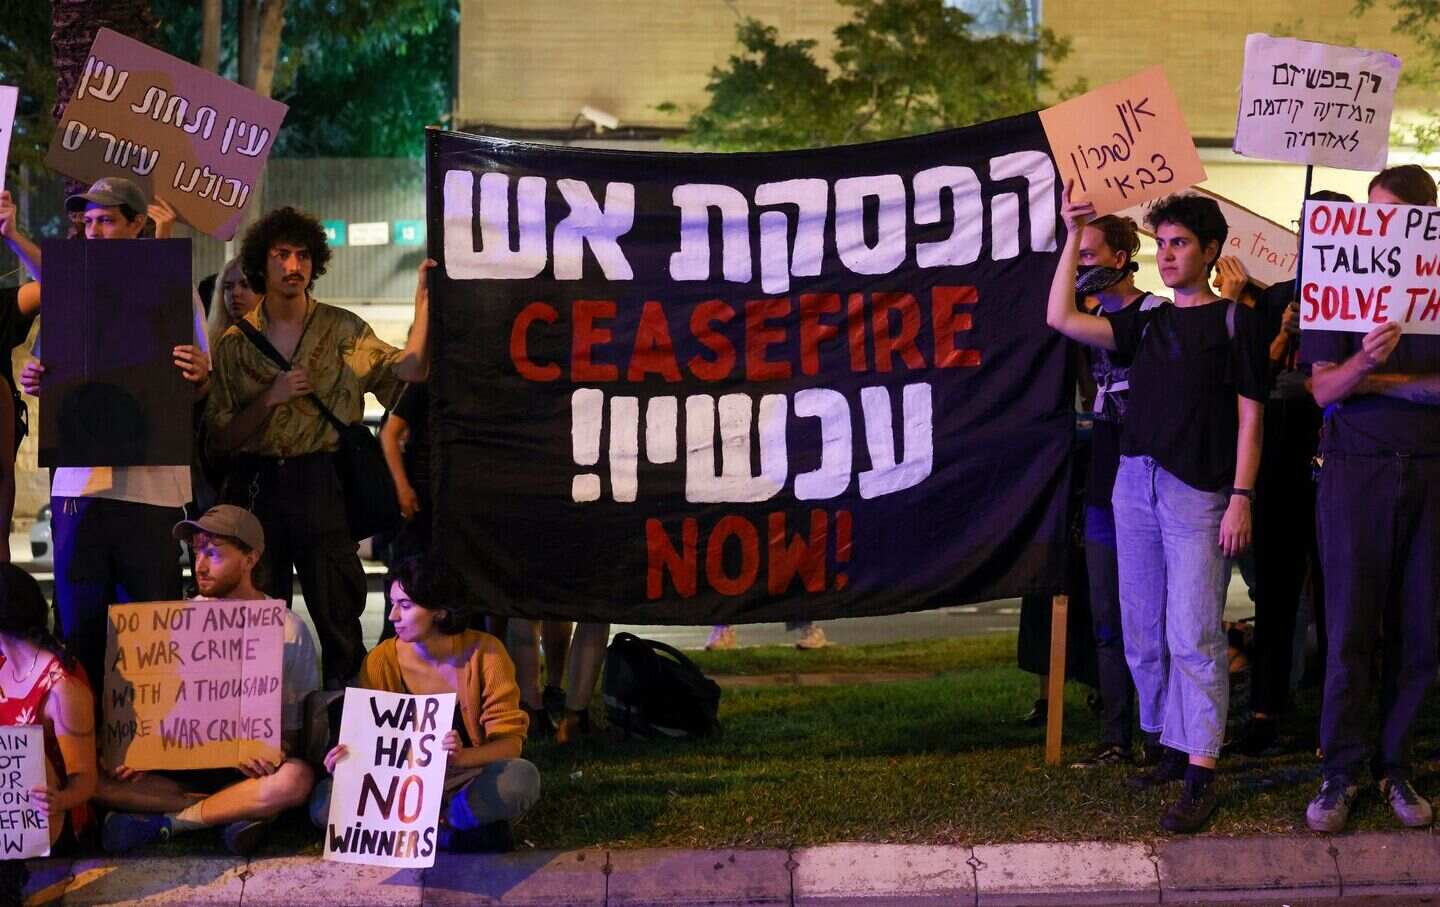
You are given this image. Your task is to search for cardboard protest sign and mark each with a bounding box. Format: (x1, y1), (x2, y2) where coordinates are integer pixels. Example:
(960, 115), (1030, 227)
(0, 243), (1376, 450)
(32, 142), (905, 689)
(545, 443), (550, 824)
(0, 726), (50, 858)
(45, 28), (287, 240)
(1040, 66), (1206, 217)
(0, 85), (17, 193)
(1234, 34), (1401, 172)
(102, 599), (285, 771)
(1300, 200), (1440, 334)
(38, 238), (194, 468)
(1116, 187), (1300, 288)
(325, 688), (453, 868)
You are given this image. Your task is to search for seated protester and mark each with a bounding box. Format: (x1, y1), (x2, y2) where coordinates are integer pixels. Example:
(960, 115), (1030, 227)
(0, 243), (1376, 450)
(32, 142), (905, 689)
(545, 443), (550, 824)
(98, 506), (319, 856)
(312, 556), (540, 852)
(1046, 186), (1268, 833)
(0, 564), (96, 907)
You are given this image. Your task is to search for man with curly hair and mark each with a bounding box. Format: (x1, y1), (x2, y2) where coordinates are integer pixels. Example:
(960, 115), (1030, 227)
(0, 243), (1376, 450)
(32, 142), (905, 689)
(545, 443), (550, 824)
(205, 206), (431, 688)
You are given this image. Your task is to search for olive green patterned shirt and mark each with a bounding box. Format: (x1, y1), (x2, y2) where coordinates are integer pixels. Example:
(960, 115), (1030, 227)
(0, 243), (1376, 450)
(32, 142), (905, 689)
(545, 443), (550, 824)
(206, 296), (406, 457)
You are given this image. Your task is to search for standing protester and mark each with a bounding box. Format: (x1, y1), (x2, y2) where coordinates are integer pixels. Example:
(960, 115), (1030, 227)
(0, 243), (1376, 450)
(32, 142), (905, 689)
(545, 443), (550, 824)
(98, 506), (319, 856)
(1047, 187), (1268, 832)
(1303, 165), (1440, 833)
(205, 256), (263, 351)
(1067, 215), (1166, 768)
(19, 177), (211, 691)
(205, 208), (431, 689)
(0, 192), (43, 553)
(313, 556), (540, 852)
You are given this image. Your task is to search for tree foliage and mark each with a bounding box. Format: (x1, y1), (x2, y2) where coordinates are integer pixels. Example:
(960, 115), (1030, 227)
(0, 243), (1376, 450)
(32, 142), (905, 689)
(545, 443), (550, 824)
(1354, 0), (1440, 149)
(0, 0), (57, 173)
(672, 0), (1082, 152)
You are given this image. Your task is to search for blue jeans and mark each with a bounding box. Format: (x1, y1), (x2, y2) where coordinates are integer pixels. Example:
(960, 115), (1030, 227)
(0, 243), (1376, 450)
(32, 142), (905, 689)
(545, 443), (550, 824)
(1112, 456), (1231, 759)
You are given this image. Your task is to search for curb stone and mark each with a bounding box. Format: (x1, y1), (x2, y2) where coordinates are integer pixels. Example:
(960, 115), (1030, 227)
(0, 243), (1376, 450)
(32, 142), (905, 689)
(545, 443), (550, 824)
(791, 844), (974, 906)
(421, 849), (606, 906)
(1328, 830), (1440, 896)
(57, 856), (245, 906)
(605, 848), (791, 906)
(1156, 835), (1341, 902)
(240, 856), (424, 907)
(971, 842), (1157, 905)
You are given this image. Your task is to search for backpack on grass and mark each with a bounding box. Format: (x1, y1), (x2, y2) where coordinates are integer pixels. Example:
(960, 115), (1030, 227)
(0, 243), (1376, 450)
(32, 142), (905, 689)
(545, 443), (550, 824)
(602, 632), (722, 739)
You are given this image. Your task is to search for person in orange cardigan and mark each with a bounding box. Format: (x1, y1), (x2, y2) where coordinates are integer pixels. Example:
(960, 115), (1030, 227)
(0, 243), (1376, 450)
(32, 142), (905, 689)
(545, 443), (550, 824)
(311, 556), (540, 852)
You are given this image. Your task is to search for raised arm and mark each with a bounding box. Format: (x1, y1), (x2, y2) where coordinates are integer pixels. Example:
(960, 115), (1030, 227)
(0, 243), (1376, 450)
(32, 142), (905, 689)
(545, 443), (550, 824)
(0, 192), (42, 283)
(1046, 181), (1117, 351)
(392, 259), (434, 383)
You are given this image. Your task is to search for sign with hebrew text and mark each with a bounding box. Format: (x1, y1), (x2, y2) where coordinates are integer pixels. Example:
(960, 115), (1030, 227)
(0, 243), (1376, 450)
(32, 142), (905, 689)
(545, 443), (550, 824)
(426, 118), (1074, 624)
(102, 599), (285, 771)
(1234, 34), (1400, 171)
(45, 29), (287, 240)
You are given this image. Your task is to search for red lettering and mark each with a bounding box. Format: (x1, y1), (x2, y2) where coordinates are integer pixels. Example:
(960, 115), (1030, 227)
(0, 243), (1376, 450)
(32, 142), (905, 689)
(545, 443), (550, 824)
(745, 298), (792, 381)
(767, 510), (828, 595)
(1405, 286), (1428, 321)
(846, 293), (868, 372)
(509, 302), (560, 382)
(706, 515), (760, 596)
(572, 300), (619, 382)
(1308, 205), (1333, 236)
(1375, 206), (1397, 237)
(1301, 282), (1321, 322)
(931, 285), (981, 368)
(871, 293), (926, 372)
(1333, 206), (1357, 236)
(688, 300), (736, 383)
(798, 293), (841, 376)
(646, 518), (697, 599)
(626, 301), (682, 382)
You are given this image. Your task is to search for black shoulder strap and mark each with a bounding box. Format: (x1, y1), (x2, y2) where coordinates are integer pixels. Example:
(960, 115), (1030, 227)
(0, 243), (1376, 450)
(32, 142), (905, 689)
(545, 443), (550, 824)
(235, 319), (349, 433)
(1225, 300), (1238, 341)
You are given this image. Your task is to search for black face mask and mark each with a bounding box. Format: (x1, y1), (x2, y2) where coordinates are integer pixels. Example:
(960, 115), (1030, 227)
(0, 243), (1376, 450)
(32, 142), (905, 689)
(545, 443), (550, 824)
(1074, 264), (1129, 297)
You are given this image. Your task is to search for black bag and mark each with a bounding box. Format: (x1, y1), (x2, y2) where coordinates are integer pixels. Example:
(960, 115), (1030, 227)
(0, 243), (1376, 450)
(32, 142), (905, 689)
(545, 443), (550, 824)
(602, 632), (722, 739)
(237, 321), (401, 542)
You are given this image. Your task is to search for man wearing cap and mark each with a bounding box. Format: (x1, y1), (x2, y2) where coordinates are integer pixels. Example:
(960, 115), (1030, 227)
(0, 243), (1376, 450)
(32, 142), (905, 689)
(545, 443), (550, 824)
(97, 505), (320, 856)
(18, 177), (211, 691)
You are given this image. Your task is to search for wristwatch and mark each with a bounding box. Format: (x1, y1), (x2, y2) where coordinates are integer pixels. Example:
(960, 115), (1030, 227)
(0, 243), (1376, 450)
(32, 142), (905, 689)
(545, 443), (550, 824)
(1228, 487), (1255, 501)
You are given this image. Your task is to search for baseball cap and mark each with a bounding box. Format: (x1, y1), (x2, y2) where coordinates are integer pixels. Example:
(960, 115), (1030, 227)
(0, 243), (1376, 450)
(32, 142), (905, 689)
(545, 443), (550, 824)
(65, 176), (149, 214)
(172, 505), (265, 555)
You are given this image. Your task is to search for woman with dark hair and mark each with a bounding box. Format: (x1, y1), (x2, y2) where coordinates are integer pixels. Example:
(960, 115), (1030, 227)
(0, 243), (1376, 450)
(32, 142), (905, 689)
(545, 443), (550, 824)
(1047, 186), (1269, 832)
(313, 556), (540, 852)
(0, 565), (97, 905)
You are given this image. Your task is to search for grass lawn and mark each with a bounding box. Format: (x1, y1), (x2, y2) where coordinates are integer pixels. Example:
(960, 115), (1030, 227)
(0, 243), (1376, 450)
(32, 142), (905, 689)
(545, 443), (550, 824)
(147, 632), (1440, 856)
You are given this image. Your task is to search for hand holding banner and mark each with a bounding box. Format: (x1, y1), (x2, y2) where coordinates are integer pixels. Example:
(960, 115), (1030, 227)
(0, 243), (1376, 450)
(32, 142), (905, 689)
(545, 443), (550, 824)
(324, 688), (453, 868)
(44, 29), (286, 240)
(1300, 200), (1440, 333)
(1040, 66), (1206, 216)
(1234, 34), (1401, 171)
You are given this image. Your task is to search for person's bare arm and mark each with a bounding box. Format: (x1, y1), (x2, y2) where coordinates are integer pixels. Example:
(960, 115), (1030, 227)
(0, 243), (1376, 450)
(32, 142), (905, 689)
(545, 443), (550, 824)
(380, 414), (420, 519)
(391, 259), (434, 383)
(1045, 181), (1117, 351)
(33, 675), (97, 817)
(1311, 322), (1402, 407)
(1353, 371), (1440, 405)
(1219, 396), (1263, 557)
(0, 192), (41, 282)
(440, 730), (522, 770)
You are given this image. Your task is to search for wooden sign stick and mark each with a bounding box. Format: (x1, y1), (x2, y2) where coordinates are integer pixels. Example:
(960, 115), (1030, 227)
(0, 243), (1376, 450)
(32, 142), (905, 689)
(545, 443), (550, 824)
(1044, 594), (1069, 766)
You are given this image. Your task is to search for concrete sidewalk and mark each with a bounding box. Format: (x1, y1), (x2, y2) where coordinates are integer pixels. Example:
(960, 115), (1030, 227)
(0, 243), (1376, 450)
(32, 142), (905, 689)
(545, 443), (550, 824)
(19, 831), (1440, 906)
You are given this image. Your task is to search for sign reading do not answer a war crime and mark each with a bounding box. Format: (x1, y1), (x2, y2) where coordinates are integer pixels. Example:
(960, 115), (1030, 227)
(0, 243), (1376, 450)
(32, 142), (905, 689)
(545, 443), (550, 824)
(103, 599), (285, 771)
(45, 29), (286, 240)
(425, 118), (1073, 624)
(1300, 200), (1440, 334)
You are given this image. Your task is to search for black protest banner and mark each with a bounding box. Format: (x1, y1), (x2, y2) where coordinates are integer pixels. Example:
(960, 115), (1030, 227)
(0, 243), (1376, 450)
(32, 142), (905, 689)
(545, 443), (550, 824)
(425, 115), (1073, 624)
(38, 238), (194, 468)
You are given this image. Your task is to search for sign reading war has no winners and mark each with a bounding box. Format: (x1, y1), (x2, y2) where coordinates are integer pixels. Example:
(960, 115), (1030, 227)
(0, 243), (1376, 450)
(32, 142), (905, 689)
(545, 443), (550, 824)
(103, 599), (285, 771)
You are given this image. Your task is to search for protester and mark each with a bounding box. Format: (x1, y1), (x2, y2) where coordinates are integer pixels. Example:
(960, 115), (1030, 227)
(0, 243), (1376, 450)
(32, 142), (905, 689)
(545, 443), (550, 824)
(205, 256), (262, 351)
(1220, 191), (1352, 758)
(554, 623), (610, 743)
(379, 379), (432, 560)
(508, 619), (574, 737)
(19, 177), (211, 691)
(1065, 215), (1166, 768)
(204, 208), (431, 689)
(0, 192), (43, 552)
(1046, 186), (1268, 832)
(0, 563), (96, 905)
(97, 506), (319, 856)
(1302, 165), (1440, 833)
(705, 622), (828, 650)
(312, 555), (540, 852)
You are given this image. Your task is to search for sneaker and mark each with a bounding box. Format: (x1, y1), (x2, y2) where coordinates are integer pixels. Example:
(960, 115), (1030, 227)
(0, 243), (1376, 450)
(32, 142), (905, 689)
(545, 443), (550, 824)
(1160, 779), (1218, 833)
(1019, 698), (1049, 727)
(222, 818), (272, 856)
(704, 626), (737, 650)
(1070, 744), (1132, 769)
(1380, 777), (1434, 828)
(1126, 749), (1188, 791)
(794, 624), (828, 650)
(102, 812), (171, 855)
(1306, 778), (1359, 832)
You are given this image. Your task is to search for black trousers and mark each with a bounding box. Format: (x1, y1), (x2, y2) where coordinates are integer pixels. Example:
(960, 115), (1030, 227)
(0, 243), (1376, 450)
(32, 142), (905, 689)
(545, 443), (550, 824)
(1317, 452), (1440, 782)
(52, 496), (184, 691)
(224, 453), (366, 687)
(1249, 397), (1324, 716)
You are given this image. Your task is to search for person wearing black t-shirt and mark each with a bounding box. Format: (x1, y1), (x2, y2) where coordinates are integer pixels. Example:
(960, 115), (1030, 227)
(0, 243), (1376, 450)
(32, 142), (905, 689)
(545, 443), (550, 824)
(1302, 165), (1440, 834)
(0, 191), (43, 551)
(1047, 187), (1268, 833)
